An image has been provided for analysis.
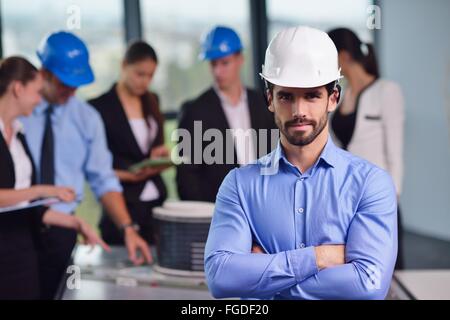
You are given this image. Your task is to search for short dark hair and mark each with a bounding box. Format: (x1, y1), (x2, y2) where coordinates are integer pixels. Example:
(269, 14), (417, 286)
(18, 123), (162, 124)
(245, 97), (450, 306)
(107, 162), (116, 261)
(0, 56), (38, 97)
(124, 41), (158, 64)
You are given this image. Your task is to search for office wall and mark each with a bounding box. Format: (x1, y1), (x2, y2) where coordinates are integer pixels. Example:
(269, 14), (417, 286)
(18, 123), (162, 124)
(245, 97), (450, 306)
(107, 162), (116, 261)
(378, 0), (450, 241)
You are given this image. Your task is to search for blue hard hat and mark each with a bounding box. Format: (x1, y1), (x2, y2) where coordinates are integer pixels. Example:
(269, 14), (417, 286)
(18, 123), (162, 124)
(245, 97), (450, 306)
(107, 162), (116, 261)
(199, 26), (243, 61)
(37, 31), (94, 87)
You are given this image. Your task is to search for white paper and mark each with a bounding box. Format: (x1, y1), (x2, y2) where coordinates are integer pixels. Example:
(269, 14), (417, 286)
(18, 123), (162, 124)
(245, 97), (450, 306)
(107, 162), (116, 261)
(0, 197), (60, 214)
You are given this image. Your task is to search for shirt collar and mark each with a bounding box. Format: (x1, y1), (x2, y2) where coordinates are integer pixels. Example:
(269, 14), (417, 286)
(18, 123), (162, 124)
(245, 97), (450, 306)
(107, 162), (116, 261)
(0, 117), (25, 136)
(213, 84), (247, 107)
(33, 98), (70, 116)
(317, 136), (338, 168)
(33, 100), (51, 115)
(272, 135), (338, 173)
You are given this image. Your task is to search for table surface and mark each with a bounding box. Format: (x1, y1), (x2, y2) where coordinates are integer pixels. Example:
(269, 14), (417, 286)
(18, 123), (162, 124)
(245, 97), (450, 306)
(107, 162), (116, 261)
(61, 245), (215, 300)
(393, 270), (450, 300)
(61, 245), (450, 300)
(63, 279), (214, 300)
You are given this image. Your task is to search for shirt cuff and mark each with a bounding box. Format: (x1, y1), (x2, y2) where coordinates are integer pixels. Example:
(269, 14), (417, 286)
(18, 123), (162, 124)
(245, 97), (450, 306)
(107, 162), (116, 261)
(286, 246), (319, 283)
(92, 178), (123, 199)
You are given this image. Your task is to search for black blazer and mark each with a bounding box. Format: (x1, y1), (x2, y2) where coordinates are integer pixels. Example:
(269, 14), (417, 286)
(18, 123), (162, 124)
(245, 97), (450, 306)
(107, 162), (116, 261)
(0, 130), (45, 255)
(176, 87), (277, 202)
(89, 85), (167, 204)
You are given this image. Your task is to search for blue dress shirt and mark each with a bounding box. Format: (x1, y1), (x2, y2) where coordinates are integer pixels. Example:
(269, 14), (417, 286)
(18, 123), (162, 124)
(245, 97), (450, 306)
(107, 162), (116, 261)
(20, 97), (122, 214)
(205, 136), (397, 300)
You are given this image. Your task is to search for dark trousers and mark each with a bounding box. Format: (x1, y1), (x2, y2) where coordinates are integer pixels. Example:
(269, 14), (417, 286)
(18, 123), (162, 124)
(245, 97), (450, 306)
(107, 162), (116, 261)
(395, 206), (404, 270)
(0, 251), (40, 300)
(0, 211), (41, 300)
(38, 226), (77, 300)
(100, 200), (160, 245)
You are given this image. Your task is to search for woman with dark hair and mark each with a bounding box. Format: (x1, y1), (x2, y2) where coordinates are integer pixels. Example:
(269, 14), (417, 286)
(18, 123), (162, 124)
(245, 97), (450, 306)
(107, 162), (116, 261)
(0, 56), (109, 299)
(89, 41), (169, 247)
(328, 28), (405, 269)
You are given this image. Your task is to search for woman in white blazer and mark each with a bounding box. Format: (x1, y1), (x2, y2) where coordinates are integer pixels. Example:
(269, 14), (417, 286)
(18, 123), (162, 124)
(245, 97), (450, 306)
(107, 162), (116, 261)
(328, 28), (405, 269)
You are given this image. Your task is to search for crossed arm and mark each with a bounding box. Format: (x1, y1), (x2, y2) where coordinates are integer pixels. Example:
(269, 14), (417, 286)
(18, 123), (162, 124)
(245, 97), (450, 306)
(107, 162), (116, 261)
(204, 169), (398, 300)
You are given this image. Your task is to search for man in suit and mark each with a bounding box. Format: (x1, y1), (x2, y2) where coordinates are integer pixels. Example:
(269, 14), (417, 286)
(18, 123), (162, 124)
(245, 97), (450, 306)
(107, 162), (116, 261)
(176, 26), (278, 202)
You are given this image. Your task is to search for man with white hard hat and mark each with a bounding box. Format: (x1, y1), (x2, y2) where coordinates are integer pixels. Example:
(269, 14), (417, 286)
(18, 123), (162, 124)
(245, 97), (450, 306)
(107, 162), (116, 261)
(205, 26), (397, 300)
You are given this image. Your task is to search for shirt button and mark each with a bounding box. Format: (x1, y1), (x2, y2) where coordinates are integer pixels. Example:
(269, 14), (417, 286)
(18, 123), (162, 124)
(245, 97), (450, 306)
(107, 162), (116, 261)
(297, 208), (304, 214)
(299, 243), (305, 249)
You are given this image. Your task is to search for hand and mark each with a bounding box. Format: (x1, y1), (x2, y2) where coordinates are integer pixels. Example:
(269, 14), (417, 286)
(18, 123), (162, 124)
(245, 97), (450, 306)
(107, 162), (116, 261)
(251, 244), (265, 254)
(35, 185), (76, 202)
(146, 145), (173, 176)
(124, 170), (151, 183)
(124, 227), (153, 265)
(125, 167), (165, 183)
(126, 145), (172, 183)
(314, 245), (345, 270)
(138, 165), (170, 179)
(122, 161), (171, 184)
(75, 217), (111, 252)
(150, 145), (170, 158)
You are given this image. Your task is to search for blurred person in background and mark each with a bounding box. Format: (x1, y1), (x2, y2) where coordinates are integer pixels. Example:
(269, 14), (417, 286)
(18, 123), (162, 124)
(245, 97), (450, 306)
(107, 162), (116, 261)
(177, 26), (277, 202)
(89, 41), (169, 246)
(20, 31), (151, 299)
(0, 56), (109, 300)
(328, 27), (405, 269)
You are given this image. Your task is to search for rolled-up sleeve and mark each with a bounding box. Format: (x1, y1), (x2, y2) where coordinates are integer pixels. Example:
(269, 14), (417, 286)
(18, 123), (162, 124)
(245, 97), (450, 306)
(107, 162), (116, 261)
(205, 169), (319, 299)
(83, 112), (122, 198)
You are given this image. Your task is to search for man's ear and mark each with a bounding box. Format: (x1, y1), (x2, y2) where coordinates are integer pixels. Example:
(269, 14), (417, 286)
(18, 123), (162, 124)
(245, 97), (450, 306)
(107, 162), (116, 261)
(267, 90), (274, 112)
(327, 86), (340, 113)
(334, 84), (341, 104)
(237, 52), (244, 65)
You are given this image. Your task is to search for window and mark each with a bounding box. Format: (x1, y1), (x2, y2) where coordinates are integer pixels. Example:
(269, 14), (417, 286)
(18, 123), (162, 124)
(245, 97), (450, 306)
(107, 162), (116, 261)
(141, 0), (254, 113)
(2, 0), (125, 99)
(267, 0), (375, 90)
(2, 0), (125, 223)
(267, 0), (374, 42)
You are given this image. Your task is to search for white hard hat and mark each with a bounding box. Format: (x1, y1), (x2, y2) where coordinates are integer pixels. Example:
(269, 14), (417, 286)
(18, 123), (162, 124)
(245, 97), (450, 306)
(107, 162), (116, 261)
(260, 26), (342, 88)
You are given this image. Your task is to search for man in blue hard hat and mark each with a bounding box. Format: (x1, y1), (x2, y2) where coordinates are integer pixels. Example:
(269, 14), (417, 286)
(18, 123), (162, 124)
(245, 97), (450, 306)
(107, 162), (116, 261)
(21, 31), (152, 299)
(176, 26), (277, 202)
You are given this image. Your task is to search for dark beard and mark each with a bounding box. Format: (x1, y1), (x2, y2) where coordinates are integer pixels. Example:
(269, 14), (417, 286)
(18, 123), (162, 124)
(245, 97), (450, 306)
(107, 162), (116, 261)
(275, 104), (328, 146)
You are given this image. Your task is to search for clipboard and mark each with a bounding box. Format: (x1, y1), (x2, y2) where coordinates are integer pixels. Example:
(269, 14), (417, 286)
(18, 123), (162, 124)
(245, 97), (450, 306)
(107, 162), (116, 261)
(0, 197), (60, 214)
(128, 158), (174, 173)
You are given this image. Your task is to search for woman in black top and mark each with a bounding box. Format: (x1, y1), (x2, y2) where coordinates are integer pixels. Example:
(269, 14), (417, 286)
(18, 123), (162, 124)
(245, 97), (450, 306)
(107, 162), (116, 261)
(0, 57), (109, 300)
(89, 42), (169, 247)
